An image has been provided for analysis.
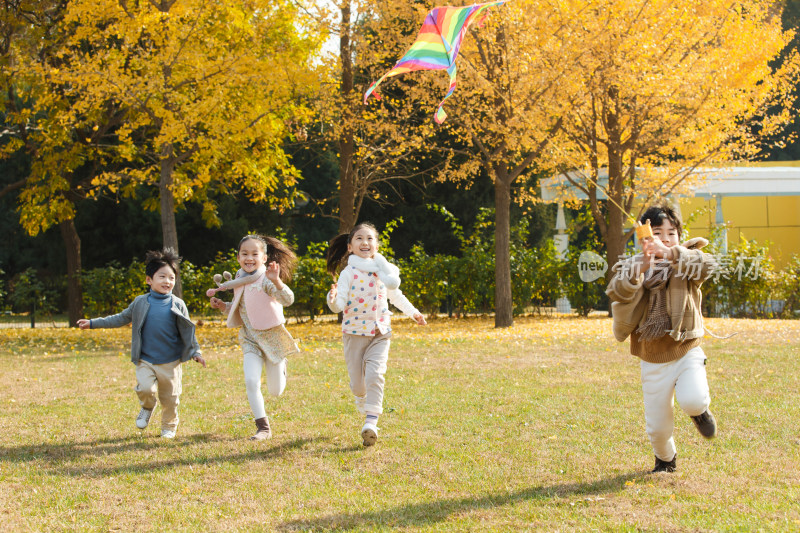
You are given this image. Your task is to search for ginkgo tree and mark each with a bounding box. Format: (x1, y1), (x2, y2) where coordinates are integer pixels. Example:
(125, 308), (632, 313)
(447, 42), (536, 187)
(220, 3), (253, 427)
(0, 0), (101, 326)
(49, 0), (321, 294)
(301, 0), (440, 234)
(363, 0), (594, 327)
(545, 0), (800, 278)
(361, 0), (799, 326)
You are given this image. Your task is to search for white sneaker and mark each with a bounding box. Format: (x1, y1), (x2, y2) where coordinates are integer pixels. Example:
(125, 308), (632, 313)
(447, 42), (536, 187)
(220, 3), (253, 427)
(161, 429), (176, 439)
(361, 422), (378, 447)
(354, 395), (366, 414)
(135, 408), (153, 429)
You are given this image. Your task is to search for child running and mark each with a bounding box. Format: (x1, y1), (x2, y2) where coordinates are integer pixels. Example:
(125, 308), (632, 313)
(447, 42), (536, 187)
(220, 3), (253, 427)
(77, 248), (205, 438)
(606, 205), (718, 473)
(209, 234), (299, 440)
(326, 223), (427, 447)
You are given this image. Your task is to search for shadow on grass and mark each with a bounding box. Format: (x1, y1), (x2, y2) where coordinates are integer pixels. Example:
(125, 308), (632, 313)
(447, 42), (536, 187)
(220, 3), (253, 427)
(0, 434), (318, 477)
(276, 471), (645, 531)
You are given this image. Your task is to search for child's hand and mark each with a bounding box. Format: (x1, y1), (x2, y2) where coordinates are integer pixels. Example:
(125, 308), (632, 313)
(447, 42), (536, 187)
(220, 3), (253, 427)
(76, 319), (91, 330)
(193, 355), (207, 368)
(412, 313), (427, 326)
(209, 297), (225, 310)
(266, 261), (280, 281)
(642, 237), (672, 263)
(266, 261), (284, 289)
(328, 284), (337, 302)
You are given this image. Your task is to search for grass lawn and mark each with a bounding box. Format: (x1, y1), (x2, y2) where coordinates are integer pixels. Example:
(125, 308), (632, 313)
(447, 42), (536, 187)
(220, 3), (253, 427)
(1, 316), (798, 532)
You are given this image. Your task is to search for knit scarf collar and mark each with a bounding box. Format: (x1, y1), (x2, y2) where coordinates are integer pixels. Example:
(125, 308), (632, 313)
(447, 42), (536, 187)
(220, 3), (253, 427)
(635, 260), (673, 341)
(347, 253), (401, 290)
(222, 265), (267, 291)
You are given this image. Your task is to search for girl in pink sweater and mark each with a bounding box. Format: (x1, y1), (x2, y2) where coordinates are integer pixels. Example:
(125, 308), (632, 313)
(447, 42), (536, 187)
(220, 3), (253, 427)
(210, 234), (299, 440)
(326, 223), (426, 446)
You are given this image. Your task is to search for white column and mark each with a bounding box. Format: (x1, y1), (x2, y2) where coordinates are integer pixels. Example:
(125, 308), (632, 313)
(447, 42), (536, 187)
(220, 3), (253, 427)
(715, 195), (728, 254)
(554, 202), (571, 314)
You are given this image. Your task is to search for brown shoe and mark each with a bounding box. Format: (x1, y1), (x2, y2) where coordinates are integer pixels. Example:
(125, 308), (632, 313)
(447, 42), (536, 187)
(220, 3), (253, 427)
(250, 417), (272, 440)
(691, 410), (717, 439)
(652, 454), (677, 473)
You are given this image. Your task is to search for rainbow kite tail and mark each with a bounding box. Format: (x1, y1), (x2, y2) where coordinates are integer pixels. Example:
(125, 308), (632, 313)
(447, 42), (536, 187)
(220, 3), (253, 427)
(433, 65), (459, 124)
(364, 80), (382, 103)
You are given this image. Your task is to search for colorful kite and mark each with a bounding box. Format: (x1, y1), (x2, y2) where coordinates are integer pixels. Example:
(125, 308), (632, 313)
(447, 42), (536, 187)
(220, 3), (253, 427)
(363, 1), (506, 124)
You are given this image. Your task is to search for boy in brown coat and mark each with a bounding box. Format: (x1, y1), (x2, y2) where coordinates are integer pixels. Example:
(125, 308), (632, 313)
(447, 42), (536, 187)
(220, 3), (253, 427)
(606, 205), (718, 473)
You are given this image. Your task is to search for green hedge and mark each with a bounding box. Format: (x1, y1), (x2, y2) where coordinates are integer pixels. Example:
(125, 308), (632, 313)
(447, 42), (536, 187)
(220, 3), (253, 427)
(70, 213), (604, 320)
(3, 215), (796, 321)
(701, 236), (800, 319)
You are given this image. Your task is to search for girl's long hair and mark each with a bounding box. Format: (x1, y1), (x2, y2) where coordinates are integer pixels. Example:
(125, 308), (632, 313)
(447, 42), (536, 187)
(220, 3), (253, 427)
(326, 222), (378, 278)
(238, 234), (297, 283)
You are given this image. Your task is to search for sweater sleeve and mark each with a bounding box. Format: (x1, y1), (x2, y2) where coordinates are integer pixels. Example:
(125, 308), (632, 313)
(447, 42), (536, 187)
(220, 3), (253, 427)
(605, 256), (648, 342)
(605, 255), (645, 303)
(89, 299), (135, 329)
(672, 246), (717, 285)
(327, 271), (349, 314)
(387, 287), (420, 319)
(263, 278), (294, 307)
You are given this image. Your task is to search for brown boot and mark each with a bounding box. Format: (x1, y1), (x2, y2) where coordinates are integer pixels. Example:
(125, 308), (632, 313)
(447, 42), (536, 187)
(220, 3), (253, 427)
(250, 417), (272, 440)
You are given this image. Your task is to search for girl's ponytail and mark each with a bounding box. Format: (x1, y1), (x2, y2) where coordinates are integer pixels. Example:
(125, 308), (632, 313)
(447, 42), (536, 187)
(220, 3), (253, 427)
(326, 233), (350, 278)
(264, 236), (297, 283)
(326, 223), (379, 279)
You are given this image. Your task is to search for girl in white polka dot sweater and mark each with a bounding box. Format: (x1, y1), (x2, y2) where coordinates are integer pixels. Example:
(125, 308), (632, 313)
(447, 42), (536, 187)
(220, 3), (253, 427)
(326, 223), (426, 446)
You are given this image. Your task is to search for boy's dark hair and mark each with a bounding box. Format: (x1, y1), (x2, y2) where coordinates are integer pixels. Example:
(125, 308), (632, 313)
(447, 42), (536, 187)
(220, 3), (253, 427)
(326, 222), (379, 278)
(640, 205), (682, 239)
(145, 248), (181, 278)
(237, 234), (297, 282)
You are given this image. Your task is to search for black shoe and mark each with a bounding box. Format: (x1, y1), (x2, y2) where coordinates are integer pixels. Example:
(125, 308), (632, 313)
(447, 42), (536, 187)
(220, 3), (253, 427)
(652, 454), (677, 473)
(691, 410), (717, 439)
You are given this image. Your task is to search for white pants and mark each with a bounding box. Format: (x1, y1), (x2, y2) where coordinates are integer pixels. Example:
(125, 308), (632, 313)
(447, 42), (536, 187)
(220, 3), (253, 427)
(640, 346), (710, 461)
(343, 331), (391, 415)
(243, 352), (286, 420)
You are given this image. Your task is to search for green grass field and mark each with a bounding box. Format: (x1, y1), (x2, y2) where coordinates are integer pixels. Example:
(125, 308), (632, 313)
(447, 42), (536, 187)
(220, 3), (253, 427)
(1, 317), (798, 531)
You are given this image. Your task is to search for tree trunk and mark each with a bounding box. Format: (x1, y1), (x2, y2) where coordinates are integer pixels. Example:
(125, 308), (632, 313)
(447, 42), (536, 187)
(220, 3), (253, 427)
(494, 174), (513, 328)
(337, 3), (356, 234)
(59, 218), (83, 326)
(160, 143), (182, 297)
(602, 87), (629, 314)
(605, 152), (627, 277)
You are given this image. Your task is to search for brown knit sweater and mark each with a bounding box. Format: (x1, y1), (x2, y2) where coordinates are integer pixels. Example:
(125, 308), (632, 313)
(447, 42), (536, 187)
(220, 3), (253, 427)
(606, 237), (717, 363)
(630, 331), (702, 363)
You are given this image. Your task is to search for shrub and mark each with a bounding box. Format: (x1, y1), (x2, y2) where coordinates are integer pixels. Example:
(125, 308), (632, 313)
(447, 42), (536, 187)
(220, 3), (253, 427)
(290, 242), (332, 321)
(702, 236), (784, 318)
(399, 245), (457, 317)
(81, 261), (144, 317)
(181, 251), (239, 315)
(774, 255), (800, 318)
(8, 268), (60, 322)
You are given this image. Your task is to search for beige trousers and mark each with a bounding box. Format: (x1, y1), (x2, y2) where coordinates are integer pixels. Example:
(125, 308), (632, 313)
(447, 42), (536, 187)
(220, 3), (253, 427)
(343, 331), (391, 415)
(135, 359), (182, 431)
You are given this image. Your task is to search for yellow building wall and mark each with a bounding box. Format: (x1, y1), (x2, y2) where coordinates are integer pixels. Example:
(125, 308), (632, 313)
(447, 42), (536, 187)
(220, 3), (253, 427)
(678, 195), (800, 269)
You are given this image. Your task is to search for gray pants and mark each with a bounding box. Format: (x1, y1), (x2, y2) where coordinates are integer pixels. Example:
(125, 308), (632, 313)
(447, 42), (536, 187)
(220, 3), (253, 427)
(343, 331), (391, 415)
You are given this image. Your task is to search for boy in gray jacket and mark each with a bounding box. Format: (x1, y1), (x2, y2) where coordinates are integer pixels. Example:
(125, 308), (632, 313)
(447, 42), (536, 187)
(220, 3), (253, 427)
(78, 249), (205, 438)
